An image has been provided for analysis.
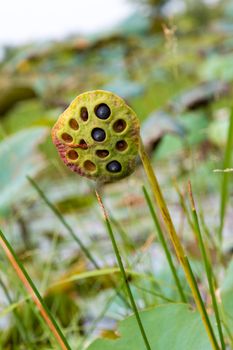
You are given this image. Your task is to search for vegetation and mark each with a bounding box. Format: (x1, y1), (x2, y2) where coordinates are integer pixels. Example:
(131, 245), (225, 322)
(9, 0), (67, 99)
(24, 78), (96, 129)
(0, 0), (233, 349)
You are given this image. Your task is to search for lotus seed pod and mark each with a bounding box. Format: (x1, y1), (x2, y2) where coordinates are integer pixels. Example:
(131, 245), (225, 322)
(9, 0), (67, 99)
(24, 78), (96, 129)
(51, 90), (140, 183)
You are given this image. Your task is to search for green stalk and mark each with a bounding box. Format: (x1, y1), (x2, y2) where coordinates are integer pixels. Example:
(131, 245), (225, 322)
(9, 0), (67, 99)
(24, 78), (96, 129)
(27, 176), (130, 309)
(110, 215), (135, 251)
(185, 257), (219, 347)
(188, 182), (225, 350)
(132, 283), (174, 303)
(0, 229), (71, 350)
(81, 240), (164, 349)
(173, 178), (196, 235)
(95, 191), (152, 350)
(199, 211), (217, 251)
(138, 137), (219, 350)
(218, 110), (233, 242)
(143, 186), (187, 302)
(27, 176), (100, 269)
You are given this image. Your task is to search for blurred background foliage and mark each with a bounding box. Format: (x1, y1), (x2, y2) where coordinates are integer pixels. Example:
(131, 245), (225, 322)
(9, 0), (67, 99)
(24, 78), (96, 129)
(0, 0), (233, 349)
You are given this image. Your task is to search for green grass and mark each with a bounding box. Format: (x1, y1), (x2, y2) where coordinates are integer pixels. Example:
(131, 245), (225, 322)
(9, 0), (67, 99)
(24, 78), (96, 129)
(0, 229), (71, 350)
(218, 110), (233, 242)
(1, 4), (233, 348)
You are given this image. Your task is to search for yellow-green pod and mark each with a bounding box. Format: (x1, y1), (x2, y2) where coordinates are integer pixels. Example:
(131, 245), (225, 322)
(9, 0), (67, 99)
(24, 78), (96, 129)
(52, 90), (140, 183)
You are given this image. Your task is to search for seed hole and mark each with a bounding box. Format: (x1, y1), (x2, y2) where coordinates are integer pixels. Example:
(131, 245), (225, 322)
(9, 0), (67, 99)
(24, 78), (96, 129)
(84, 160), (96, 172)
(80, 107), (88, 121)
(116, 140), (128, 151)
(91, 128), (106, 142)
(69, 118), (79, 130)
(106, 160), (122, 173)
(62, 133), (73, 143)
(96, 150), (109, 158)
(79, 139), (88, 149)
(113, 119), (127, 133)
(67, 150), (79, 160)
(95, 103), (111, 120)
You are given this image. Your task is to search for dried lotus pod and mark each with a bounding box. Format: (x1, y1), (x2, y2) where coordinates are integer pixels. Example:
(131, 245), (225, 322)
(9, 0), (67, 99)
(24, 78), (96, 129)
(51, 90), (140, 183)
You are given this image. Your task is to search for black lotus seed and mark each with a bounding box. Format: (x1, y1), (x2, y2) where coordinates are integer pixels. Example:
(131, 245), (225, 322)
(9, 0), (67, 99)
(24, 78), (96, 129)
(91, 128), (106, 142)
(95, 103), (111, 120)
(106, 160), (122, 173)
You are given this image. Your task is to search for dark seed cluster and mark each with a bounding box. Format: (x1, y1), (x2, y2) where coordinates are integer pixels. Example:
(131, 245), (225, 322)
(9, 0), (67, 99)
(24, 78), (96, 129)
(90, 103), (127, 173)
(52, 90), (140, 182)
(60, 102), (130, 175)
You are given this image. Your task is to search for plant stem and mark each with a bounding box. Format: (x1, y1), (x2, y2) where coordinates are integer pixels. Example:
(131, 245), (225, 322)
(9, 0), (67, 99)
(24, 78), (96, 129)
(28, 176), (131, 310)
(218, 109), (233, 243)
(0, 229), (71, 350)
(27, 176), (100, 270)
(188, 182), (225, 350)
(81, 239), (163, 349)
(185, 257), (219, 347)
(173, 178), (196, 235)
(110, 215), (135, 251)
(138, 137), (219, 350)
(132, 283), (174, 302)
(95, 191), (152, 350)
(143, 186), (187, 302)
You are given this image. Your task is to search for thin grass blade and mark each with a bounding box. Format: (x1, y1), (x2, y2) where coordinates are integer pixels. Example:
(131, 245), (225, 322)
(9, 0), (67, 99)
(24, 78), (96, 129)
(95, 190), (152, 350)
(143, 185), (187, 302)
(188, 182), (225, 350)
(218, 110), (233, 242)
(139, 137), (220, 350)
(0, 229), (71, 350)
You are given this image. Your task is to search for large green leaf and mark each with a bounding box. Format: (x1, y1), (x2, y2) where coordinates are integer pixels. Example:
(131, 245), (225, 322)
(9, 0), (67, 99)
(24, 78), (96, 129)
(87, 303), (212, 350)
(0, 127), (48, 213)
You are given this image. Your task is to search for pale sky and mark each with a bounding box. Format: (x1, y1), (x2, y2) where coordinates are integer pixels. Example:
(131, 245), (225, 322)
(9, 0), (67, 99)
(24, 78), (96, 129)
(0, 0), (133, 45)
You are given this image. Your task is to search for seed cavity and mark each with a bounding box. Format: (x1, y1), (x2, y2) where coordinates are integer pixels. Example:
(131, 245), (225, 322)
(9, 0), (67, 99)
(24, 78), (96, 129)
(67, 150), (79, 160)
(84, 160), (96, 172)
(79, 139), (88, 149)
(91, 128), (106, 142)
(116, 140), (128, 151)
(96, 150), (109, 158)
(113, 119), (127, 133)
(80, 107), (88, 121)
(95, 103), (111, 120)
(69, 118), (79, 130)
(62, 133), (73, 143)
(106, 160), (122, 173)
